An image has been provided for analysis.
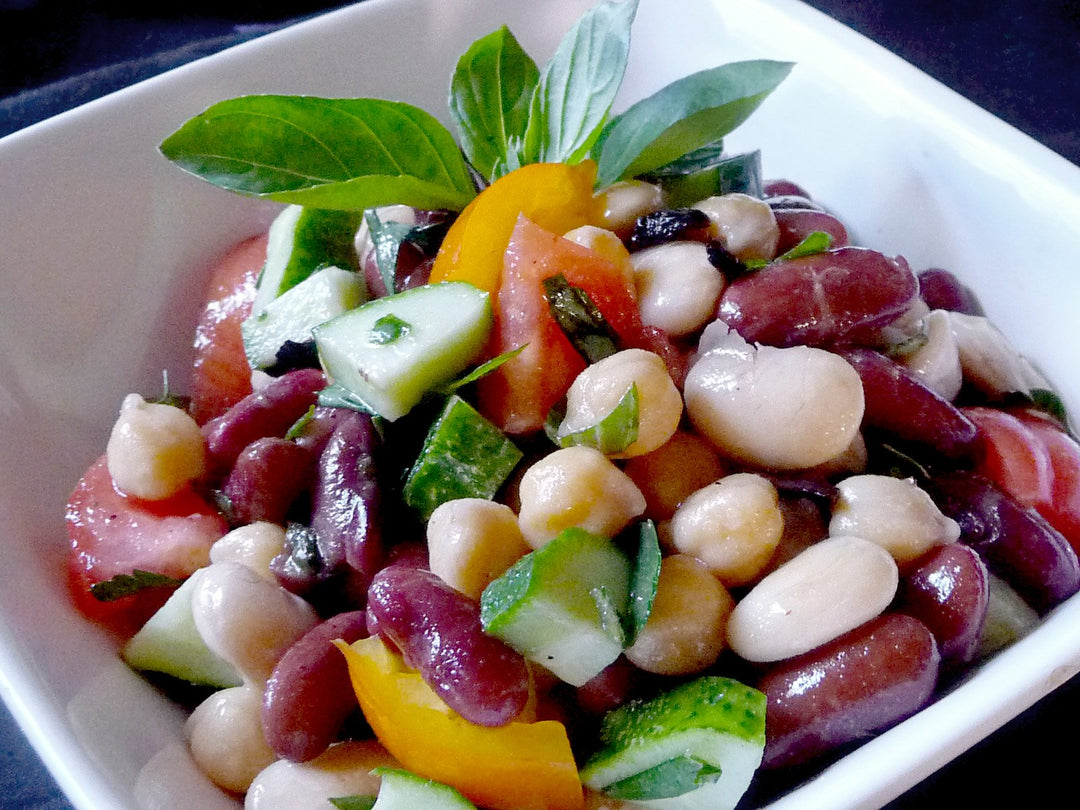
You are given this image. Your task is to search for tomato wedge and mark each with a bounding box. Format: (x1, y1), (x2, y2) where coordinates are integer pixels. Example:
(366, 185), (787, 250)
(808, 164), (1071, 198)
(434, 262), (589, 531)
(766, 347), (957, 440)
(190, 234), (266, 425)
(475, 215), (644, 435)
(66, 455), (227, 637)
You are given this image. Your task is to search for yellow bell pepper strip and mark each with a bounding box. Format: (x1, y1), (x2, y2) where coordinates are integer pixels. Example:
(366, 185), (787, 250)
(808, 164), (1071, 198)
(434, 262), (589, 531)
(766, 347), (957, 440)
(429, 161), (604, 296)
(335, 636), (585, 810)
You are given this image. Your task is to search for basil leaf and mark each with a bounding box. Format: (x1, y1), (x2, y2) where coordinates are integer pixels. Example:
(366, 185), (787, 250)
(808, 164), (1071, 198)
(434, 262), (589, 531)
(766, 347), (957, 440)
(557, 383), (640, 455)
(440, 344), (528, 395)
(594, 59), (794, 187)
(364, 209), (414, 296)
(542, 274), (620, 364)
(626, 519), (661, 645)
(160, 95), (477, 211)
(603, 756), (722, 800)
(449, 25), (539, 182)
(90, 570), (184, 602)
(523, 0), (639, 165)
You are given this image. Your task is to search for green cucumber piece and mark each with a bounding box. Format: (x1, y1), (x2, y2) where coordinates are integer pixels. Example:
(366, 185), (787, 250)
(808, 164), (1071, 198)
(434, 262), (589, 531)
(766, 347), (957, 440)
(480, 527), (631, 686)
(253, 205), (363, 313)
(580, 676), (766, 810)
(242, 265), (367, 370)
(313, 282), (492, 421)
(976, 571), (1039, 659)
(402, 395), (523, 521)
(368, 767), (476, 809)
(556, 382), (639, 455)
(121, 568), (241, 688)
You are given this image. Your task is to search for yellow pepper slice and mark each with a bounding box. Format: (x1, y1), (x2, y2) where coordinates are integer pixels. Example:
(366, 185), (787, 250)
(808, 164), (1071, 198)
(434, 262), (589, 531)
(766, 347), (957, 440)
(336, 636), (585, 810)
(429, 161), (605, 296)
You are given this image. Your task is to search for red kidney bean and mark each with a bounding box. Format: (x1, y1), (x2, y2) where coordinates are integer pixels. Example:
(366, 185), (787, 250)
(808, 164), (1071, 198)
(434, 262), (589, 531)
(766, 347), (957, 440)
(926, 470), (1080, 614)
(763, 179), (812, 198)
(758, 612), (939, 770)
(917, 267), (984, 316)
(717, 247), (919, 348)
(261, 610), (369, 762)
(221, 437), (314, 526)
(772, 208), (850, 254)
(366, 565), (531, 727)
(289, 405), (353, 456)
(896, 543), (989, 665)
(202, 367), (326, 479)
(309, 408), (384, 588)
(841, 347), (981, 461)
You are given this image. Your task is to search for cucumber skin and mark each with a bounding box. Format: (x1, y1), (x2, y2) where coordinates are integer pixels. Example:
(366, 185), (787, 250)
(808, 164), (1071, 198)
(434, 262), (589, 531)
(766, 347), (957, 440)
(314, 282), (492, 421)
(371, 767), (477, 809)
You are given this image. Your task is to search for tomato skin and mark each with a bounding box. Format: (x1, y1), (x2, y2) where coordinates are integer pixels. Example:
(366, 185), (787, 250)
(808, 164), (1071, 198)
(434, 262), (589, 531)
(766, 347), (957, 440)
(190, 234), (266, 425)
(66, 455), (227, 637)
(475, 215), (643, 435)
(965, 405), (1080, 556)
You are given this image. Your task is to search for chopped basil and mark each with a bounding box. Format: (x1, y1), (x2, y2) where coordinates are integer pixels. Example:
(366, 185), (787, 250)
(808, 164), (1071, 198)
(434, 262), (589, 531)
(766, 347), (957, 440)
(625, 519), (662, 645)
(542, 273), (620, 364)
(439, 344), (528, 395)
(1028, 387), (1071, 431)
(744, 230), (834, 270)
(557, 382), (640, 455)
(90, 570), (184, 602)
(602, 756), (723, 800)
(369, 314), (411, 345)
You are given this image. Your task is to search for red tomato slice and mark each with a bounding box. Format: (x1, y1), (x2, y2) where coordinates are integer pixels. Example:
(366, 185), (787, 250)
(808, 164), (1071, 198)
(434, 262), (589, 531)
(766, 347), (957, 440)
(475, 215), (643, 435)
(1012, 409), (1080, 555)
(66, 455), (228, 637)
(190, 234), (266, 425)
(964, 406), (1054, 508)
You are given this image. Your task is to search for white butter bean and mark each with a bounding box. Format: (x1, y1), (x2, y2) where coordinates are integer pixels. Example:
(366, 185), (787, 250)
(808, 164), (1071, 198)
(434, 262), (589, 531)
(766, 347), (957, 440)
(210, 522), (288, 580)
(427, 498), (531, 599)
(624, 554), (734, 675)
(557, 349), (683, 458)
(630, 241), (726, 336)
(192, 561), (319, 684)
(948, 310), (1047, 397)
(106, 393), (206, 500)
(829, 474), (960, 565)
(902, 309), (963, 401)
(517, 446), (646, 549)
(668, 473), (784, 587)
(246, 741), (397, 810)
(187, 683), (276, 794)
(693, 193), (779, 262)
(726, 535), (899, 662)
(684, 324), (865, 469)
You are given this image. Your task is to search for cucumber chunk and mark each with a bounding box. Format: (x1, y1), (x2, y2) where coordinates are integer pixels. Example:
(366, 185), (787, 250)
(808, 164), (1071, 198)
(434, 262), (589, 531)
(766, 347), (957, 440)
(253, 205), (363, 313)
(368, 767), (476, 809)
(242, 265), (367, 370)
(314, 282), (492, 421)
(480, 527), (631, 686)
(580, 676), (766, 810)
(402, 395), (523, 520)
(121, 568), (241, 688)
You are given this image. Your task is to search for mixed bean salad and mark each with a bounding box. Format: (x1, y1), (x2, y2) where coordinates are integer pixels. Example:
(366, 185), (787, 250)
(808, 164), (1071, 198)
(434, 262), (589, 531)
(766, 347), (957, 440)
(64, 1), (1080, 808)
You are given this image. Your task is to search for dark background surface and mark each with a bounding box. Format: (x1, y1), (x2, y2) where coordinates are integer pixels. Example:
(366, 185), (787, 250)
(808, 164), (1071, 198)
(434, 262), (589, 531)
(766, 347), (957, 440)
(2, 0), (1079, 807)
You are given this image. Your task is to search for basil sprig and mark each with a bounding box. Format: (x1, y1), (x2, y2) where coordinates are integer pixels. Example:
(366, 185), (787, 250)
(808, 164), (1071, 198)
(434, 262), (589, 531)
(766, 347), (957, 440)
(159, 0), (792, 206)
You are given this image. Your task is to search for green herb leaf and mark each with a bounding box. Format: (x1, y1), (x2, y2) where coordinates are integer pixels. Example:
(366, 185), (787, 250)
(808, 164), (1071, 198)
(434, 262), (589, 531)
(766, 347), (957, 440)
(542, 273), (620, 364)
(160, 96), (477, 211)
(523, 0), (639, 165)
(1027, 388), (1071, 431)
(328, 797), (377, 810)
(626, 519), (661, 645)
(440, 344), (528, 395)
(602, 756), (723, 801)
(449, 25), (539, 182)
(557, 383), (640, 455)
(317, 382), (378, 415)
(369, 313), (412, 345)
(90, 570), (184, 602)
(595, 59), (793, 187)
(744, 230), (834, 270)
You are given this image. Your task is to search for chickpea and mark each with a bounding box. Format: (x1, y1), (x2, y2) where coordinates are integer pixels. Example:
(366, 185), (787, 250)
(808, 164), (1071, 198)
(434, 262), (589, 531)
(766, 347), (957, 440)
(106, 393), (206, 500)
(668, 473), (784, 587)
(191, 561), (319, 684)
(557, 349), (683, 458)
(517, 446), (646, 549)
(623, 430), (727, 521)
(829, 474), (960, 565)
(427, 499), (531, 599)
(210, 522), (288, 580)
(186, 683), (276, 794)
(629, 242), (726, 336)
(596, 180), (665, 233)
(693, 193), (779, 262)
(563, 225), (633, 269)
(624, 554), (734, 676)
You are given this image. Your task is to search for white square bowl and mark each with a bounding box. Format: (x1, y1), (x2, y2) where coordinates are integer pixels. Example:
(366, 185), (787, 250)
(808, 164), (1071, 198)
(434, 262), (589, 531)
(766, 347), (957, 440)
(1, 1), (1079, 808)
